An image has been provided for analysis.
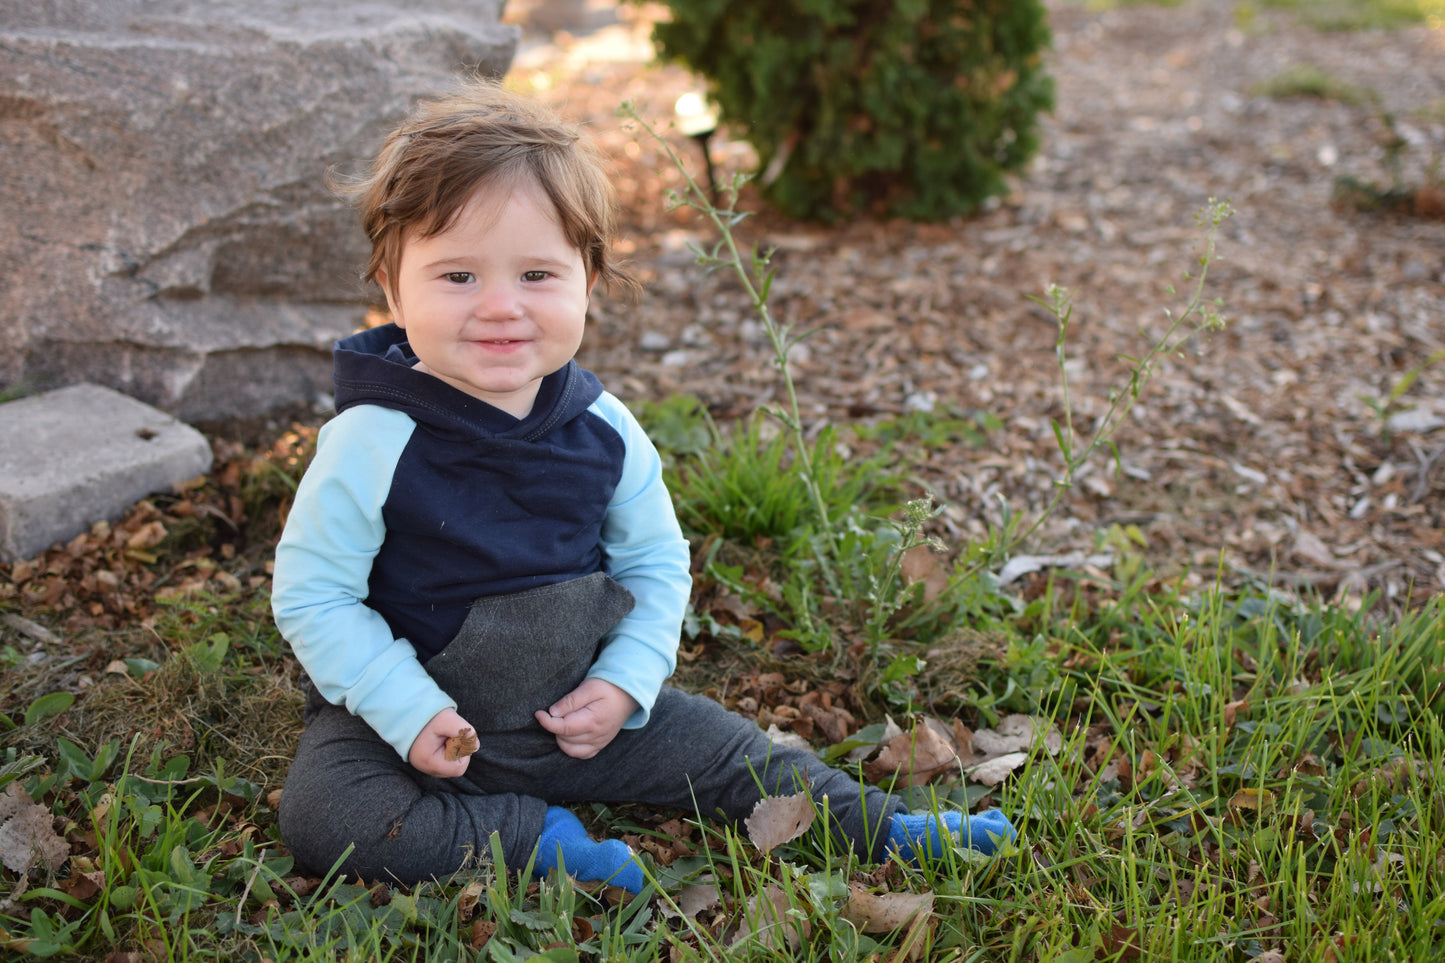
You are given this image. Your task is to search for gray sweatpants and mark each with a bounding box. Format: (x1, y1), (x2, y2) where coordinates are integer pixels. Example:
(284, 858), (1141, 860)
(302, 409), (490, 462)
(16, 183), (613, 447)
(278, 573), (904, 884)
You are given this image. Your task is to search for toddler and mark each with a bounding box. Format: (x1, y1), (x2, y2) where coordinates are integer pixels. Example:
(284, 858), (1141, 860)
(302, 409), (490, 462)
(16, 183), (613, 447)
(271, 80), (1015, 892)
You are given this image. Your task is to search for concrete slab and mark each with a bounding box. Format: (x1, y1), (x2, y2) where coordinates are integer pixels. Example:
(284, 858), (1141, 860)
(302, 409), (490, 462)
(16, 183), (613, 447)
(0, 384), (213, 562)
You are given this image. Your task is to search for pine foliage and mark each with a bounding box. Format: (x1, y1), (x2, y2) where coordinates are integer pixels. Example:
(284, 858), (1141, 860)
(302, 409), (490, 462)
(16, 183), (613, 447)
(640, 0), (1055, 222)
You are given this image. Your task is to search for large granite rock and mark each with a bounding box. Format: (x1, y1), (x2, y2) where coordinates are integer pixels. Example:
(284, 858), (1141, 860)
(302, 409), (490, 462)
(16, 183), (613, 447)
(0, 1), (517, 422)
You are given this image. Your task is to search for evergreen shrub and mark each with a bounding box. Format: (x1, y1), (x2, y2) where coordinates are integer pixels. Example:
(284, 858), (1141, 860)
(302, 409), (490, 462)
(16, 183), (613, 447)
(636, 0), (1056, 222)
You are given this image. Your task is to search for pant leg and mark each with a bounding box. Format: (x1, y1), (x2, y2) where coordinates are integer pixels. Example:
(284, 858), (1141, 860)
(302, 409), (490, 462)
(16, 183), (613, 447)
(473, 687), (907, 862)
(276, 696), (549, 883)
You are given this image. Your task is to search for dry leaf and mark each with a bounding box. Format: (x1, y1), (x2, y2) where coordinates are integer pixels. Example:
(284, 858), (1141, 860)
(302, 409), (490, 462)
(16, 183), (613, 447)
(744, 790), (815, 852)
(864, 718), (958, 787)
(729, 883), (809, 952)
(763, 723), (814, 755)
(899, 544), (949, 603)
(841, 883), (935, 934)
(660, 876), (722, 920)
(0, 785), (28, 824)
(470, 918), (496, 951)
(445, 727), (479, 762)
(847, 716), (904, 763)
(963, 751), (1028, 787)
(61, 868), (105, 902)
(971, 714), (1063, 757)
(0, 786), (69, 874)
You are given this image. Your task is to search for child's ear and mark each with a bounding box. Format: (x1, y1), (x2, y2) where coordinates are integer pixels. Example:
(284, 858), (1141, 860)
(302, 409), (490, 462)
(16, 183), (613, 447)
(377, 269), (405, 328)
(586, 270), (600, 299)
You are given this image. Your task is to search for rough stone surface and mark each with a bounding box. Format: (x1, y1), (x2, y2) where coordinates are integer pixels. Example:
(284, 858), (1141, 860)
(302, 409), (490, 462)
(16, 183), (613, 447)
(0, 1), (517, 422)
(0, 383), (214, 562)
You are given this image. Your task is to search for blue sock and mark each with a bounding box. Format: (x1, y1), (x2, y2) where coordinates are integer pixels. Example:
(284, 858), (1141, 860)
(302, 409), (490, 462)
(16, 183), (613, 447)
(533, 807), (645, 893)
(887, 808), (1017, 863)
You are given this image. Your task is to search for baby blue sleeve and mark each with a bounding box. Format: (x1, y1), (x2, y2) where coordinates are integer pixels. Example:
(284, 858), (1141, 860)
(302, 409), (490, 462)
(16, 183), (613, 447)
(584, 394), (692, 727)
(270, 406), (457, 760)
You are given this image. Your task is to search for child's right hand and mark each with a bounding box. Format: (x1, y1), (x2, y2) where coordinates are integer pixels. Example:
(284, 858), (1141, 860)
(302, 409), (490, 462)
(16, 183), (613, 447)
(408, 708), (475, 778)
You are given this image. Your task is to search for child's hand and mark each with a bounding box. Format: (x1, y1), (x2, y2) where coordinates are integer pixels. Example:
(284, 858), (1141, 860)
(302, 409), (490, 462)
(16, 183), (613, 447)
(535, 679), (638, 760)
(408, 708), (475, 778)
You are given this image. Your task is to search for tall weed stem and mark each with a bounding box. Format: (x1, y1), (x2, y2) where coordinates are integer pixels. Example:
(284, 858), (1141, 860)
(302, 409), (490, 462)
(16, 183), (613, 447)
(1014, 199), (1234, 554)
(620, 104), (837, 560)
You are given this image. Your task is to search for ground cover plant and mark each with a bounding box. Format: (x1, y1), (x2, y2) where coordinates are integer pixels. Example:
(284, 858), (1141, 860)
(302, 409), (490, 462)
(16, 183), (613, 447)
(4, 2), (1445, 959)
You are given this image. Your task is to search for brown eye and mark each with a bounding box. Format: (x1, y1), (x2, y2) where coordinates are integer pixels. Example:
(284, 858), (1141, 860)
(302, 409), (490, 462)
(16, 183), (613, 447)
(445, 272), (473, 284)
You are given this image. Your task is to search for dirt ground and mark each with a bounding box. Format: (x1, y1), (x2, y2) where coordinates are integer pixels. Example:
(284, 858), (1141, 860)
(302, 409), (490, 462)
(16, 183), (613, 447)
(505, 0), (1445, 607)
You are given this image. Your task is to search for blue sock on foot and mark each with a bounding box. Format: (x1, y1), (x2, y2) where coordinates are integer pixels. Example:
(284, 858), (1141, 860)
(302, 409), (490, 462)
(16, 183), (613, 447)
(887, 808), (1017, 863)
(534, 807), (645, 893)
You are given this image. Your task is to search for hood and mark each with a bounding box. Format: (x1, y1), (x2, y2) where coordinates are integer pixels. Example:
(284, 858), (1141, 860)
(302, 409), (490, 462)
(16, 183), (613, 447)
(331, 323), (604, 441)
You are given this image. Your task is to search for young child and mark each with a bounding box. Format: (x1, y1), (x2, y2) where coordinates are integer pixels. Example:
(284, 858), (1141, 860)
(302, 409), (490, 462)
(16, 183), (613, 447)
(271, 80), (1015, 892)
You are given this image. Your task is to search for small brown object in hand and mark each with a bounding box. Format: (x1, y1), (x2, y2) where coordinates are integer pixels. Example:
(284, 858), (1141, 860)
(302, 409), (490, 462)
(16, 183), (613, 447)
(445, 727), (479, 761)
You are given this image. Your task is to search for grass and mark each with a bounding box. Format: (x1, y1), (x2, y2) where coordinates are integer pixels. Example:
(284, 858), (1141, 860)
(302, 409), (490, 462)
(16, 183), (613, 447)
(1250, 0), (1445, 31)
(1072, 0), (1442, 20)
(1248, 64), (1379, 106)
(2, 576), (1442, 960)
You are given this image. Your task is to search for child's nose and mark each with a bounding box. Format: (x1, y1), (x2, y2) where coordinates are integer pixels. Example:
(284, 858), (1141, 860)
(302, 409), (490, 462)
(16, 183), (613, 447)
(473, 281), (523, 320)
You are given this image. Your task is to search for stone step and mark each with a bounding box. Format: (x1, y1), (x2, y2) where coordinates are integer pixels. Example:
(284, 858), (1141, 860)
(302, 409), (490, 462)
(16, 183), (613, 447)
(0, 384), (213, 562)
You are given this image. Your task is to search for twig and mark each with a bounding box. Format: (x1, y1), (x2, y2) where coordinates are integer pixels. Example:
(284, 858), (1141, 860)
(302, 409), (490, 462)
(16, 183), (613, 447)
(236, 850), (265, 927)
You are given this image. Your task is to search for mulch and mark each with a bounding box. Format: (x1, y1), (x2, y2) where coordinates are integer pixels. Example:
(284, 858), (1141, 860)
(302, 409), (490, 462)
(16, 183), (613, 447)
(515, 0), (1445, 607)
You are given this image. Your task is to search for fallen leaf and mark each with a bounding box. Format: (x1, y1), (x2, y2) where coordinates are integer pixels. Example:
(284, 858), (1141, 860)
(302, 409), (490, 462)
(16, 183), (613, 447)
(963, 751), (1028, 786)
(125, 520), (168, 552)
(971, 714), (1063, 757)
(0, 786), (69, 874)
(744, 790), (815, 852)
(763, 723), (814, 755)
(841, 883), (934, 934)
(729, 883), (808, 952)
(847, 716), (904, 763)
(899, 544), (949, 603)
(445, 727), (479, 761)
(660, 876), (721, 920)
(470, 918), (495, 951)
(865, 718), (958, 787)
(61, 868), (105, 902)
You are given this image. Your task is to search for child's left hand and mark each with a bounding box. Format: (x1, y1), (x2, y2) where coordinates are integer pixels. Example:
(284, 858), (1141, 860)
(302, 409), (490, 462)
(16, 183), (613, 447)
(535, 679), (638, 759)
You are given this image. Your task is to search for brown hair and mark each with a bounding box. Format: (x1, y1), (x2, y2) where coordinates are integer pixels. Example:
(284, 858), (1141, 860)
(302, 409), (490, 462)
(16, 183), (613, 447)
(336, 80), (639, 303)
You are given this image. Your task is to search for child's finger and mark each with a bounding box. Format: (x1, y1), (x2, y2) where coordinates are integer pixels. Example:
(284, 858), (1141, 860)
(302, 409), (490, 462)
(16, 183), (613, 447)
(535, 707), (584, 735)
(544, 685), (596, 720)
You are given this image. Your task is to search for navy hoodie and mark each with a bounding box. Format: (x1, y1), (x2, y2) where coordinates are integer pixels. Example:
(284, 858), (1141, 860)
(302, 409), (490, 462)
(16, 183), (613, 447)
(271, 325), (691, 759)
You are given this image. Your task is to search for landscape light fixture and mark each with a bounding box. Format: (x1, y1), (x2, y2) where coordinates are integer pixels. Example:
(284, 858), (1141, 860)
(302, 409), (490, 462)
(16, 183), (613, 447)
(674, 92), (719, 203)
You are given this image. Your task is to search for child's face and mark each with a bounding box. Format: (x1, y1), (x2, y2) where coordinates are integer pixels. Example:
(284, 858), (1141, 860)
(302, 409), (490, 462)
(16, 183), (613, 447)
(381, 178), (595, 419)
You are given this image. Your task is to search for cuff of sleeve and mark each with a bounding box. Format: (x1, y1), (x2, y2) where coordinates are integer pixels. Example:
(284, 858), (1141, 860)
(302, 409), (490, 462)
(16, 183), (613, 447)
(345, 643), (457, 759)
(586, 644), (673, 728)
